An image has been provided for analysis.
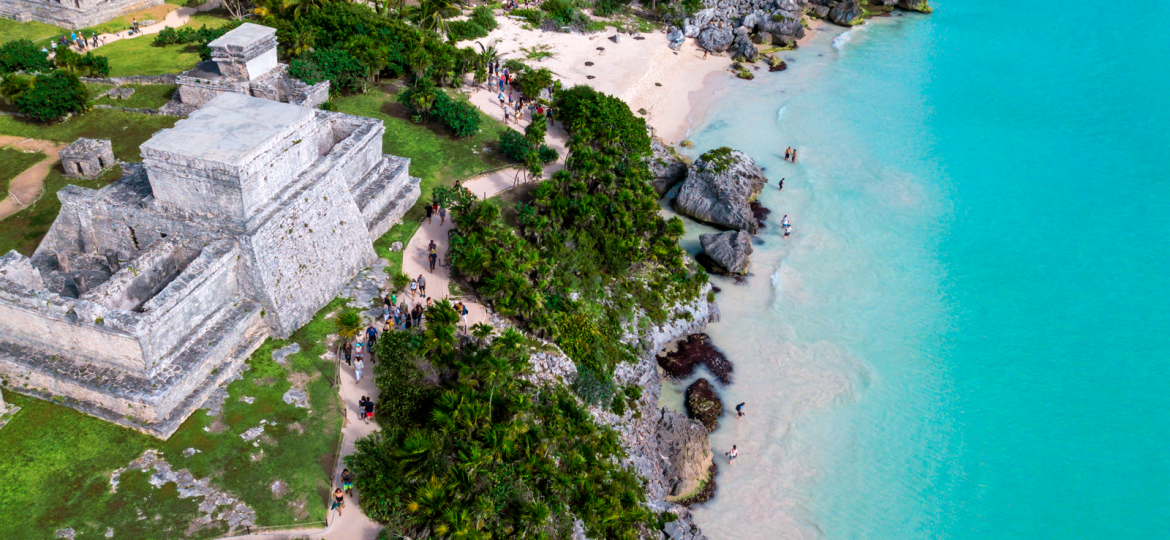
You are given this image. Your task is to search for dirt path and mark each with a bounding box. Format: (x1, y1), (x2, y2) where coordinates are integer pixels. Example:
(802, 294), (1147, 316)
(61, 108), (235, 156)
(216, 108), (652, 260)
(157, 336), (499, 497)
(79, 7), (198, 52)
(461, 85), (569, 198)
(0, 136), (67, 220)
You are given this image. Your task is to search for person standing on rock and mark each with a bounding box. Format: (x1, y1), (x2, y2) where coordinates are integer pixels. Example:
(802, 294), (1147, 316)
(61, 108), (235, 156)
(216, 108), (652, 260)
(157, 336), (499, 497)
(726, 445), (739, 464)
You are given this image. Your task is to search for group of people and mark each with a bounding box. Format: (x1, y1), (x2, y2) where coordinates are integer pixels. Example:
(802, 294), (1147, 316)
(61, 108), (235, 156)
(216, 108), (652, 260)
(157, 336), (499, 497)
(488, 62), (555, 126)
(784, 146), (798, 163)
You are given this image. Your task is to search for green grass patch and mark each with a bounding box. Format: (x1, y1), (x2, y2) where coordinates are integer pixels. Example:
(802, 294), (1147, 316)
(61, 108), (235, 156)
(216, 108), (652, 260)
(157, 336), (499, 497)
(335, 86), (510, 271)
(0, 109), (179, 256)
(0, 298), (348, 539)
(95, 84), (177, 109)
(84, 82), (114, 99)
(81, 3), (182, 36)
(0, 18), (67, 43)
(101, 36), (203, 77)
(0, 147), (46, 201)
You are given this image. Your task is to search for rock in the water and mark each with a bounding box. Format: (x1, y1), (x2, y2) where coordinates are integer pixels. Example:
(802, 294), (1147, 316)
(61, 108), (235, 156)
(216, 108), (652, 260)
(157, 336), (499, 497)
(685, 378), (723, 432)
(658, 333), (733, 383)
(829, 0), (865, 26)
(898, 0), (932, 12)
(698, 230), (753, 275)
(766, 54), (788, 72)
(648, 136), (688, 196)
(750, 200), (771, 228)
(697, 26), (733, 52)
(673, 147), (768, 233)
(657, 409), (714, 501)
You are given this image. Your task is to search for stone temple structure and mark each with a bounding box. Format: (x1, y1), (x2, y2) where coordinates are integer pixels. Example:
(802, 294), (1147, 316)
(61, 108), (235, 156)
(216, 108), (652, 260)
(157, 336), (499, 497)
(0, 0), (160, 30)
(60, 138), (115, 179)
(170, 23), (330, 114)
(0, 93), (420, 437)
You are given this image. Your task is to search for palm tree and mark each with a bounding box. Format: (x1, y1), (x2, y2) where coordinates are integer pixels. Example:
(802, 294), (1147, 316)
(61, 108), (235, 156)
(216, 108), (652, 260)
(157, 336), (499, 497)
(470, 323), (494, 345)
(335, 310), (362, 346)
(414, 0), (456, 35)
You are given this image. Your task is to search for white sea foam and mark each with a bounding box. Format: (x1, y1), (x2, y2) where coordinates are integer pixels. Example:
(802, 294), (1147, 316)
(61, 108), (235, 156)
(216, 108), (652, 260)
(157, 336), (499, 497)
(832, 31), (853, 51)
(777, 105), (787, 123)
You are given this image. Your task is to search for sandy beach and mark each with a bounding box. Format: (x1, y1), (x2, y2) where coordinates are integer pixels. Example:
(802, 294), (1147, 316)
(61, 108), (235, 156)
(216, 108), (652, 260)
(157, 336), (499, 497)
(462, 16), (835, 144)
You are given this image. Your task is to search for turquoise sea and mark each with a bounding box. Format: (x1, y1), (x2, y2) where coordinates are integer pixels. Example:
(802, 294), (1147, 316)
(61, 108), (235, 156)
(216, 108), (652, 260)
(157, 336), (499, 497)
(672, 2), (1170, 538)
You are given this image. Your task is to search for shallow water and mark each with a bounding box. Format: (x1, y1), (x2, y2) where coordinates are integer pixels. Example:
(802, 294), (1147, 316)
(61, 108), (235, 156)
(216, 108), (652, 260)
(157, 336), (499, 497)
(671, 3), (1170, 539)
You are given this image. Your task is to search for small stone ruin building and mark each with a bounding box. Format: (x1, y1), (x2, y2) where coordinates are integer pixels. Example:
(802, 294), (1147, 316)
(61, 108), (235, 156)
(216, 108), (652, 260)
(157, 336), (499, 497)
(59, 138), (115, 179)
(0, 93), (420, 437)
(0, 0), (160, 30)
(171, 23), (330, 113)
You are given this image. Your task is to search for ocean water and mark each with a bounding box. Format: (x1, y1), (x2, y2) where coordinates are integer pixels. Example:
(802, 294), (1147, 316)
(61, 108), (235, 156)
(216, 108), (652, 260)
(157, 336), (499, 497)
(670, 2), (1170, 539)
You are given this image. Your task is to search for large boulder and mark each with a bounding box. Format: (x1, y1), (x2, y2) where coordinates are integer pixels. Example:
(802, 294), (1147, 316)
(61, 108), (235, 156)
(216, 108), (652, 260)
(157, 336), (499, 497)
(673, 147), (768, 233)
(685, 378), (723, 432)
(648, 137), (688, 196)
(698, 230), (753, 275)
(696, 26), (734, 52)
(657, 333), (734, 383)
(829, 0), (865, 26)
(898, 0), (932, 13)
(730, 34), (759, 62)
(657, 409), (715, 500)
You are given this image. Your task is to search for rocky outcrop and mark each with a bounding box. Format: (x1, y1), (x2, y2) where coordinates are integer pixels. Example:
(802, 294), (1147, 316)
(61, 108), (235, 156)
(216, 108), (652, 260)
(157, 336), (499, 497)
(673, 147), (768, 233)
(829, 0), (865, 26)
(648, 136), (689, 196)
(657, 408), (715, 501)
(730, 31), (759, 62)
(766, 54), (788, 71)
(898, 0), (932, 13)
(685, 378), (723, 432)
(658, 333), (734, 383)
(698, 230), (753, 275)
(696, 25), (733, 52)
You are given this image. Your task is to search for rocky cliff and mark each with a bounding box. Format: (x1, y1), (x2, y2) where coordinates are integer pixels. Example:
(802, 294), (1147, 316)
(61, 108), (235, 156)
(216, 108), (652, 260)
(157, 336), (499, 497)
(673, 147), (768, 233)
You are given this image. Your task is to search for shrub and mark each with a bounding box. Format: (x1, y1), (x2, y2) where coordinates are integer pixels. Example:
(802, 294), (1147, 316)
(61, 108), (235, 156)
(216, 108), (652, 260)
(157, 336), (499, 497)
(498, 129), (530, 162)
(288, 48), (368, 94)
(470, 6), (498, 30)
(446, 20), (488, 42)
(0, 39), (53, 75)
(510, 8), (544, 26)
(572, 365), (617, 406)
(593, 0), (632, 17)
(503, 58), (529, 73)
(392, 272), (411, 290)
(537, 144), (559, 164)
(430, 89), (481, 138)
(15, 71), (88, 122)
(513, 66), (552, 99)
(76, 53), (110, 77)
(152, 22), (242, 61)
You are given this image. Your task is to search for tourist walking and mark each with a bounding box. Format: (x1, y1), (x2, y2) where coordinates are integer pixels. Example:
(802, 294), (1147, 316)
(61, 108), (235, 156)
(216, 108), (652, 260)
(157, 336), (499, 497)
(342, 342), (352, 366)
(409, 278), (418, 300)
(726, 445), (739, 464)
(736, 402), (746, 418)
(417, 275), (426, 296)
(354, 339), (364, 363)
(362, 397), (374, 424)
(428, 240), (438, 272)
(355, 357), (365, 382)
(365, 325), (378, 358)
(341, 468), (354, 496)
(425, 204), (434, 224)
(331, 488), (345, 516)
(439, 205), (447, 226)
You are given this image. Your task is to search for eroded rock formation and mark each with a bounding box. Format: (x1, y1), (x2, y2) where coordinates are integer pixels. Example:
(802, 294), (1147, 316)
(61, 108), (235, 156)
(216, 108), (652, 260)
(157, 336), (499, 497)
(685, 378), (723, 432)
(673, 147), (768, 233)
(698, 230), (753, 275)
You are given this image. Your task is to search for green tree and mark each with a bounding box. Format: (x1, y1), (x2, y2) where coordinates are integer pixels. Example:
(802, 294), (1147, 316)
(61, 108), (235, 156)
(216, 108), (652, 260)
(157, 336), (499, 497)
(335, 310), (363, 344)
(0, 39), (53, 75)
(15, 71), (88, 122)
(288, 48), (367, 94)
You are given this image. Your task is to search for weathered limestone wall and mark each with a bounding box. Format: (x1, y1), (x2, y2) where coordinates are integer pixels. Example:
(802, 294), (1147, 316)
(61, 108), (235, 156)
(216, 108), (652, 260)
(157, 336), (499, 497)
(242, 170), (375, 336)
(81, 240), (195, 312)
(0, 250), (44, 290)
(0, 0), (162, 30)
(0, 280), (149, 373)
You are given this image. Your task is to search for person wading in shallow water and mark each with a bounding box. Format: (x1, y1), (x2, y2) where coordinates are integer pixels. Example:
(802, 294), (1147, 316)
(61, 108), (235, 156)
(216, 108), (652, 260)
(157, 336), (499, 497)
(784, 147), (792, 161)
(726, 445), (739, 464)
(736, 402), (746, 418)
(779, 178), (785, 191)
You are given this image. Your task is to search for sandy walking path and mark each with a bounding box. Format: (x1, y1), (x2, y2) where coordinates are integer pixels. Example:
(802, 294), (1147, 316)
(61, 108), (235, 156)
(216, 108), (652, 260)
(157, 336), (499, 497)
(401, 214), (492, 331)
(460, 86), (569, 198)
(0, 136), (67, 220)
(81, 7), (198, 52)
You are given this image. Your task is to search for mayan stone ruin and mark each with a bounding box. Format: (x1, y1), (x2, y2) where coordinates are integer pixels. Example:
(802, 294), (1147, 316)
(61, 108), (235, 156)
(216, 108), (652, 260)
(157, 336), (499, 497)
(168, 23), (330, 115)
(60, 138), (116, 179)
(0, 0), (161, 30)
(0, 92), (421, 437)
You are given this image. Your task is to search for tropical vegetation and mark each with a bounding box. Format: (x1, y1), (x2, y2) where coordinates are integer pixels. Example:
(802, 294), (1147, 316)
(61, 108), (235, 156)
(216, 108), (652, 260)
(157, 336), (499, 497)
(348, 301), (659, 539)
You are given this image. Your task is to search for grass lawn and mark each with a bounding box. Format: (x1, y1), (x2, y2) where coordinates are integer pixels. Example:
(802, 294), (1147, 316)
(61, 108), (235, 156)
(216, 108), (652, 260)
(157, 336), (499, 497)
(0, 17), (67, 43)
(0, 110), (179, 256)
(99, 12), (232, 77)
(95, 84), (177, 109)
(334, 86), (512, 273)
(84, 82), (114, 99)
(0, 298), (348, 540)
(0, 147), (46, 201)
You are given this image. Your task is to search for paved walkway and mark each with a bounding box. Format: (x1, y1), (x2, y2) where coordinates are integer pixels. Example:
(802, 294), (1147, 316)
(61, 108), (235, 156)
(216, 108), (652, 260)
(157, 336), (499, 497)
(0, 136), (67, 220)
(76, 7), (198, 52)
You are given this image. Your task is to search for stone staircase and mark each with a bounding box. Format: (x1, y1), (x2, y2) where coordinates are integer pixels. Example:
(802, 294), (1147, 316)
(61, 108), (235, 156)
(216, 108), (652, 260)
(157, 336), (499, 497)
(350, 155), (421, 239)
